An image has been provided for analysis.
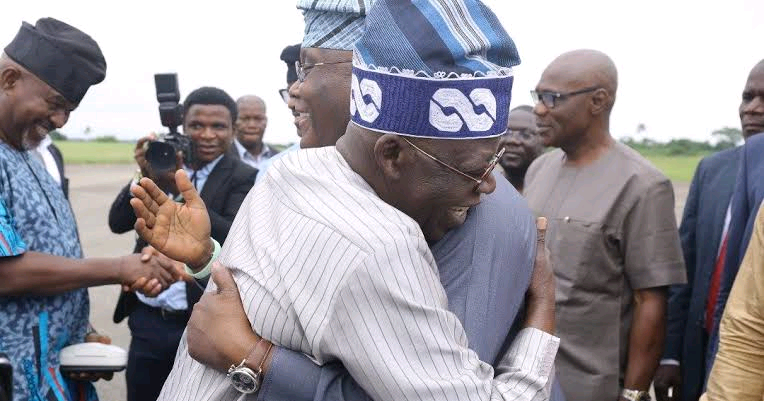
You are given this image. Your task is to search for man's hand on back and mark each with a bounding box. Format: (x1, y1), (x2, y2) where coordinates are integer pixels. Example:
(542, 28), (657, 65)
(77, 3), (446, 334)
(187, 263), (272, 374)
(524, 217), (556, 334)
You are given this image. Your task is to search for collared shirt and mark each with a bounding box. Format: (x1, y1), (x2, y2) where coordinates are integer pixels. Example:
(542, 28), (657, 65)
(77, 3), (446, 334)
(701, 202), (764, 401)
(0, 143), (96, 401)
(234, 138), (275, 170)
(524, 143), (687, 401)
(34, 136), (61, 185)
(158, 147), (559, 401)
(137, 154), (225, 311)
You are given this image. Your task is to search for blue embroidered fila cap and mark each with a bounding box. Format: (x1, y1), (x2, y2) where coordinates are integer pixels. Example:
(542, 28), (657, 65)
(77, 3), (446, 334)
(350, 0), (520, 139)
(298, 0), (374, 50)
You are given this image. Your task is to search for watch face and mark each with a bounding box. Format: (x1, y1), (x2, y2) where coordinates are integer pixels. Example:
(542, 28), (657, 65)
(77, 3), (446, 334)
(230, 370), (258, 394)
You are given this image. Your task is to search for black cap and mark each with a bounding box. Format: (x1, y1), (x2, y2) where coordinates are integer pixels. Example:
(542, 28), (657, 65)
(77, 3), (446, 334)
(4, 17), (106, 105)
(280, 43), (301, 85)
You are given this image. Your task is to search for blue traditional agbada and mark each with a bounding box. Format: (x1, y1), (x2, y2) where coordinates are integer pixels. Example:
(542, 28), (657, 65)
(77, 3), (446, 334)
(0, 144), (96, 401)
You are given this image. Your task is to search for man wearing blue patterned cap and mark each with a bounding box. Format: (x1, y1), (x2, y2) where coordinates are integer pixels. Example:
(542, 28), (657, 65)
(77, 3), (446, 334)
(139, 0), (560, 400)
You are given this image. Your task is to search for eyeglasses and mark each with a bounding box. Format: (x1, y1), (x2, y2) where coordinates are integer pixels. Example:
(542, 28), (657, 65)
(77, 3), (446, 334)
(278, 88), (289, 104)
(295, 60), (352, 83)
(530, 86), (600, 109)
(402, 137), (505, 192)
(504, 128), (537, 141)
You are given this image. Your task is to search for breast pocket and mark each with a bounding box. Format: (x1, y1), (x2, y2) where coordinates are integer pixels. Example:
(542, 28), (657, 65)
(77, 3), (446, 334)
(549, 217), (610, 293)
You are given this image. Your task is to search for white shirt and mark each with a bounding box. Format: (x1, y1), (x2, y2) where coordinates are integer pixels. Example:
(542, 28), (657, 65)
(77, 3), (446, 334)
(158, 147), (559, 401)
(34, 136), (61, 185)
(234, 138), (273, 170)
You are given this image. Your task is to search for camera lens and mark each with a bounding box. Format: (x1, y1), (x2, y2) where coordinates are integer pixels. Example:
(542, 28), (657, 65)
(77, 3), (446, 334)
(145, 141), (177, 172)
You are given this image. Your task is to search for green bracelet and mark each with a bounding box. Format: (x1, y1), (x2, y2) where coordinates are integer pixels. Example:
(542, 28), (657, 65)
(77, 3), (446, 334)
(184, 238), (220, 279)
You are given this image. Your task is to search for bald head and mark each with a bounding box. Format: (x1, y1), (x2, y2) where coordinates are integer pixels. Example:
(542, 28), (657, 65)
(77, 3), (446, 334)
(237, 95), (265, 111)
(235, 95), (268, 152)
(740, 59), (764, 138)
(544, 49), (618, 101)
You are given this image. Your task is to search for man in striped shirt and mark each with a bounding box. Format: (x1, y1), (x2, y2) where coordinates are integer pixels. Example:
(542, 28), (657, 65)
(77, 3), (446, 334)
(132, 0), (560, 400)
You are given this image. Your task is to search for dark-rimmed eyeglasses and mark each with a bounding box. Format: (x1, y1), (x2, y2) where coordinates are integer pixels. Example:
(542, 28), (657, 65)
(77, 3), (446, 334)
(530, 86), (600, 109)
(278, 89), (289, 104)
(295, 60), (352, 83)
(402, 137), (505, 192)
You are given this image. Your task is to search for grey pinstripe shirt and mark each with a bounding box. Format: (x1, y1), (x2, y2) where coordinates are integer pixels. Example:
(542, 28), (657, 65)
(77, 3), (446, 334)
(158, 147), (559, 401)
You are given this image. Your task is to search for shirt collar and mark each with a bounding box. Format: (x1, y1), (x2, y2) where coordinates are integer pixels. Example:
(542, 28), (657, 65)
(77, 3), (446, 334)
(184, 153), (224, 179)
(235, 138), (270, 158)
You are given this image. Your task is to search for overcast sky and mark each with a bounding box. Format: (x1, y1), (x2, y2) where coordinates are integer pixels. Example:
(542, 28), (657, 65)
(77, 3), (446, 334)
(3, 0), (762, 145)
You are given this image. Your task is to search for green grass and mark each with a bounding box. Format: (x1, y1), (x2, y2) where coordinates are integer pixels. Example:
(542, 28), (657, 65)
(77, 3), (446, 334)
(643, 154), (705, 183)
(54, 140), (706, 182)
(55, 140), (135, 164)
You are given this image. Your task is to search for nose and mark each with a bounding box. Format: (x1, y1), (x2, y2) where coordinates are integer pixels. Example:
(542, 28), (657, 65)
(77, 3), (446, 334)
(50, 109), (69, 129)
(288, 81), (301, 113)
(475, 172), (497, 195)
(533, 101), (548, 117)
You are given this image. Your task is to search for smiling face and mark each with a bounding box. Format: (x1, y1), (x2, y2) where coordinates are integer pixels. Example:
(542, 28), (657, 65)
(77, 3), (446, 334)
(394, 136), (502, 242)
(0, 64), (74, 150)
(184, 104), (233, 165)
(287, 47), (353, 149)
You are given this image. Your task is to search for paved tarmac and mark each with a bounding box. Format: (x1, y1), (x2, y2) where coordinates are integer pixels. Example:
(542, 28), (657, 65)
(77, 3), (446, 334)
(67, 163), (690, 400)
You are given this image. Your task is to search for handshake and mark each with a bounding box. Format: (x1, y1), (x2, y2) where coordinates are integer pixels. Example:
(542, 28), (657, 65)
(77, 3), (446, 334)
(118, 245), (191, 297)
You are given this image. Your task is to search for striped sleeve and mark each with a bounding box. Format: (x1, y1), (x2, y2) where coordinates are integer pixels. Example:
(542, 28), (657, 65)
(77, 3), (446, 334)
(0, 197), (26, 257)
(318, 241), (559, 401)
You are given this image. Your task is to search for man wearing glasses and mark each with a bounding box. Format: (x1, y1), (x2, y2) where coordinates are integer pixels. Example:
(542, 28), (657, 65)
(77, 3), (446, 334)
(523, 49), (687, 401)
(135, 1), (564, 400)
(497, 105), (545, 192)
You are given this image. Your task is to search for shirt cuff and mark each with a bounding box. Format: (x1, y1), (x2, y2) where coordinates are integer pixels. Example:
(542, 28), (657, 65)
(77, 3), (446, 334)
(256, 347), (320, 401)
(183, 238), (220, 279)
(503, 328), (560, 380)
(660, 359), (680, 366)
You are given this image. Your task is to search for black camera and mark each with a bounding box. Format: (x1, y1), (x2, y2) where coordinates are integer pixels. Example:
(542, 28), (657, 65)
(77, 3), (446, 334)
(0, 352), (11, 401)
(145, 73), (195, 172)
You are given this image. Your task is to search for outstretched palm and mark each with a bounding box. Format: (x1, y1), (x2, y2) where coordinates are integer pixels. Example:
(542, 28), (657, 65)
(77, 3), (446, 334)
(130, 169), (212, 267)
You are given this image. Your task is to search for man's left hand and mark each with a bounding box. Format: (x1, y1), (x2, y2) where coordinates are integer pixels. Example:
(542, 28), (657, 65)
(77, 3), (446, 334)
(65, 332), (114, 382)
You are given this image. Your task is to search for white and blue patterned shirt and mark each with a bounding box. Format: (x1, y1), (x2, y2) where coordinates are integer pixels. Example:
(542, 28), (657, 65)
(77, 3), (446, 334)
(0, 142), (96, 401)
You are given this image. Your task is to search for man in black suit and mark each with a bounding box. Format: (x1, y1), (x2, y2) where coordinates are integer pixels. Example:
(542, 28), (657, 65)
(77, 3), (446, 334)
(108, 86), (257, 401)
(655, 58), (764, 401)
(31, 136), (68, 198)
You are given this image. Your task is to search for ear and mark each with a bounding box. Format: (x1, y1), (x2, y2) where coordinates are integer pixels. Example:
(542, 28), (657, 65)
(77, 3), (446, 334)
(0, 65), (21, 92)
(373, 134), (410, 181)
(590, 88), (611, 116)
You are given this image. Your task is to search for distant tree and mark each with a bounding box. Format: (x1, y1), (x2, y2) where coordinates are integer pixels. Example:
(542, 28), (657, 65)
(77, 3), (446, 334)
(49, 130), (67, 141)
(94, 135), (119, 143)
(712, 126), (743, 150)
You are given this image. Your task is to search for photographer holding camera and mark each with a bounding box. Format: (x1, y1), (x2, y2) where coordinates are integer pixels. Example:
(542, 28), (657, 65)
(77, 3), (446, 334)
(108, 86), (257, 401)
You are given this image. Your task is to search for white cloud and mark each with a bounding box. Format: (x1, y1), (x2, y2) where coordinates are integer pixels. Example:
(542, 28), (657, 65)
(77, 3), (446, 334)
(3, 0), (762, 144)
